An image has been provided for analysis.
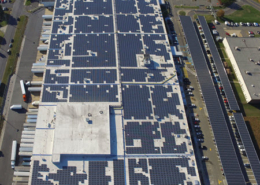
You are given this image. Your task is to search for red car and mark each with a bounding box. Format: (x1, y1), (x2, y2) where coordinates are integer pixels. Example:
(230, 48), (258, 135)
(211, 25), (216, 29)
(226, 32), (230, 36)
(224, 98), (228, 104)
(219, 86), (223, 90)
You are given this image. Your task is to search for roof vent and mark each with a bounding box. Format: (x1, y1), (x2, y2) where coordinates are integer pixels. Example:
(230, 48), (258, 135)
(250, 58), (254, 62)
(255, 62), (260, 65)
(258, 47), (260, 51)
(235, 46), (239, 50)
(252, 84), (255, 87)
(246, 71), (251, 75)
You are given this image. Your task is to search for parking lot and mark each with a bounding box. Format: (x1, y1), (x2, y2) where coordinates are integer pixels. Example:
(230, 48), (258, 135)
(211, 21), (260, 38)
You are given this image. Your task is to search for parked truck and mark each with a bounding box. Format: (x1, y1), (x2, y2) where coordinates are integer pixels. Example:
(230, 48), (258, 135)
(20, 80), (26, 102)
(10, 105), (22, 110)
(11, 140), (17, 169)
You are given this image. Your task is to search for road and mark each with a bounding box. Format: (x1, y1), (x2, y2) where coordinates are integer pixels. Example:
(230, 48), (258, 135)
(0, 7), (44, 185)
(0, 0), (27, 80)
(243, 0), (260, 11)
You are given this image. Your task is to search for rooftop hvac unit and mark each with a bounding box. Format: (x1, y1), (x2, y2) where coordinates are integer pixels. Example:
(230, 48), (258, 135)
(235, 46), (239, 50)
(246, 71), (251, 75)
(249, 58), (254, 62)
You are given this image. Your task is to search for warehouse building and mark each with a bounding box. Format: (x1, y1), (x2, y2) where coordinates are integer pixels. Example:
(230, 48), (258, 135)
(26, 0), (201, 184)
(223, 37), (260, 103)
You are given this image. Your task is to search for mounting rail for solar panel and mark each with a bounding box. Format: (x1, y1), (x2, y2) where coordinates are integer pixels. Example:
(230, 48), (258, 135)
(198, 16), (240, 111)
(179, 16), (246, 185)
(233, 113), (260, 184)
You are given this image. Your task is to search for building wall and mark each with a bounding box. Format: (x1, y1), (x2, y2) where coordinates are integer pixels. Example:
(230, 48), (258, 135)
(40, 0), (55, 7)
(223, 38), (253, 103)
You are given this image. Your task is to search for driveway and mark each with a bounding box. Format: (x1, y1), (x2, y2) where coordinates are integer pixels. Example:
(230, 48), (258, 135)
(0, 7), (44, 185)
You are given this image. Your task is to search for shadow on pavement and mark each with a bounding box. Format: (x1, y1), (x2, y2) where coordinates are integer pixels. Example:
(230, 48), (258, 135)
(228, 3), (242, 10)
(0, 37), (6, 45)
(8, 15), (17, 26)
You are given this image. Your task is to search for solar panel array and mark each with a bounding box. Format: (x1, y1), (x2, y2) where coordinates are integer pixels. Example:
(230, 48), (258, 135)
(233, 113), (260, 184)
(198, 16), (240, 110)
(33, 0), (200, 183)
(180, 16), (246, 185)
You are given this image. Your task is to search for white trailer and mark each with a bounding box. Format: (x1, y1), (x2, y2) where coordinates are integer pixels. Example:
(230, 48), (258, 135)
(20, 80), (27, 102)
(11, 140), (17, 169)
(10, 105), (22, 110)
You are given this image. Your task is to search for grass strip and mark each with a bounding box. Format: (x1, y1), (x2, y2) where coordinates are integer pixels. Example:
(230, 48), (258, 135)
(224, 5), (260, 23)
(0, 15), (28, 134)
(25, 0), (31, 6)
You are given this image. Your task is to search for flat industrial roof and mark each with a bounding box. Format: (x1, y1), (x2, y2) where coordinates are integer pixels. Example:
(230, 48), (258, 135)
(28, 0), (201, 184)
(225, 37), (260, 100)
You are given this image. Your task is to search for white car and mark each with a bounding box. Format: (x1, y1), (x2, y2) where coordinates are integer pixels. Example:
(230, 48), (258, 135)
(231, 33), (237, 37)
(225, 21), (230, 26)
(214, 20), (219, 24)
(212, 30), (218, 35)
(194, 118), (200, 121)
(198, 139), (204, 142)
(187, 92), (193, 96)
(202, 156), (209, 160)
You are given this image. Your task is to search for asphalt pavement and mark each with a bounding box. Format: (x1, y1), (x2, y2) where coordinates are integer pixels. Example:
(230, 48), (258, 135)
(0, 0), (26, 80)
(0, 7), (44, 185)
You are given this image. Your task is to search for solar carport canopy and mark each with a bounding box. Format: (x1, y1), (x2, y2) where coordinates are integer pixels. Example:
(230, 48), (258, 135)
(233, 113), (260, 184)
(198, 16), (240, 111)
(179, 16), (246, 185)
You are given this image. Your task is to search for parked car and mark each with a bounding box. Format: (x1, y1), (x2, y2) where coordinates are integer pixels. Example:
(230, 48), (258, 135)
(7, 49), (11, 55)
(231, 33), (237, 37)
(244, 163), (251, 168)
(257, 31), (260, 34)
(234, 22), (239, 26)
(9, 43), (12, 48)
(248, 31), (254, 35)
(187, 92), (193, 96)
(194, 125), (200, 128)
(226, 32), (230, 36)
(202, 156), (209, 160)
(198, 139), (204, 142)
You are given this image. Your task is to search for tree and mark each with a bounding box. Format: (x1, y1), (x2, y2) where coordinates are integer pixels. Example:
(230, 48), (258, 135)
(0, 5), (4, 21)
(217, 9), (225, 18)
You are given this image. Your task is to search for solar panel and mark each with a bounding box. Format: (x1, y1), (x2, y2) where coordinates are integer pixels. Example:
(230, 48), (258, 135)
(233, 113), (260, 184)
(71, 69), (117, 84)
(180, 16), (246, 185)
(198, 16), (240, 110)
(74, 15), (114, 33)
(88, 161), (111, 185)
(69, 85), (119, 102)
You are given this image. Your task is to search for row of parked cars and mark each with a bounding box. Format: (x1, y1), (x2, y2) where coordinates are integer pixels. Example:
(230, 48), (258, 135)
(225, 21), (259, 27)
(229, 116), (251, 168)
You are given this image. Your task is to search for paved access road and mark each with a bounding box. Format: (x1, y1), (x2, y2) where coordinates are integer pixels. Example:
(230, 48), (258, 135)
(0, 7), (44, 185)
(0, 0), (27, 80)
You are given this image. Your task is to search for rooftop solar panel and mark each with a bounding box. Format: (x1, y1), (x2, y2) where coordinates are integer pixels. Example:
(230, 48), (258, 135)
(233, 113), (260, 184)
(74, 0), (113, 15)
(180, 16), (246, 185)
(74, 15), (114, 33)
(115, 0), (137, 14)
(117, 15), (140, 33)
(198, 16), (240, 111)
